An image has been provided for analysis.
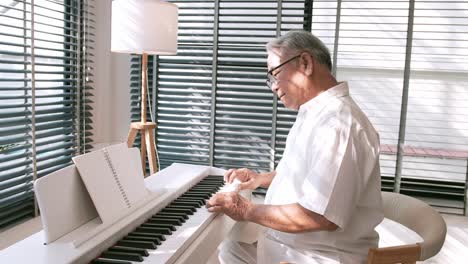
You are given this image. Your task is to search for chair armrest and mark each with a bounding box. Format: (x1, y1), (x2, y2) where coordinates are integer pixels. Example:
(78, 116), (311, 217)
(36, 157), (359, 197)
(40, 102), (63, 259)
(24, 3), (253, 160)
(367, 243), (421, 264)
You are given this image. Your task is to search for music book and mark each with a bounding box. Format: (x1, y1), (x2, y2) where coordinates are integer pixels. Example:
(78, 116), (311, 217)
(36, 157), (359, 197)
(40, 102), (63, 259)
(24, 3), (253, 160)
(72, 143), (148, 224)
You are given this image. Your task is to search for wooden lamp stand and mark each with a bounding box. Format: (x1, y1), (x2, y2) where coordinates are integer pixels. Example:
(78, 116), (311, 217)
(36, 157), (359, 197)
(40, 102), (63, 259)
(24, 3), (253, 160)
(126, 53), (158, 175)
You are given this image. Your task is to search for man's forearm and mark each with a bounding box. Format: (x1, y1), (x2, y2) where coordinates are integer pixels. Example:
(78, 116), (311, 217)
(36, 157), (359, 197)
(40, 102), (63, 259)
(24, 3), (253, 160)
(244, 203), (337, 233)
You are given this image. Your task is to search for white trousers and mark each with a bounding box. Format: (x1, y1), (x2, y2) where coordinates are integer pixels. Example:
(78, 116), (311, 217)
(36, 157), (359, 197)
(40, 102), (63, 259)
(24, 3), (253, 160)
(218, 239), (257, 264)
(218, 236), (345, 264)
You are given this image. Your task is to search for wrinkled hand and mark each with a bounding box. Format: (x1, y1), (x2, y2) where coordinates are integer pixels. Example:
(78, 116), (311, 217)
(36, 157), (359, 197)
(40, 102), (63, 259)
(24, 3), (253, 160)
(206, 192), (252, 222)
(224, 168), (262, 191)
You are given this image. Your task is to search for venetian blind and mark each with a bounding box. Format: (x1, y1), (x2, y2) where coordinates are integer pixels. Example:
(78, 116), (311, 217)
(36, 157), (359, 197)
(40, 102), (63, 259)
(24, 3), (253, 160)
(0, 0), (94, 228)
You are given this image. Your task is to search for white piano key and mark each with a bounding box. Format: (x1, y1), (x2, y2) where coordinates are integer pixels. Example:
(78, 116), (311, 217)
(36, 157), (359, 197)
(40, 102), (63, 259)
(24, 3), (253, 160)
(143, 206), (218, 264)
(139, 182), (249, 264)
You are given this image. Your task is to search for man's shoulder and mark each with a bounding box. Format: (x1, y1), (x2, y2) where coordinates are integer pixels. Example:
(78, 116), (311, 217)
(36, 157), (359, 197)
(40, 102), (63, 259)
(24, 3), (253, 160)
(307, 98), (377, 136)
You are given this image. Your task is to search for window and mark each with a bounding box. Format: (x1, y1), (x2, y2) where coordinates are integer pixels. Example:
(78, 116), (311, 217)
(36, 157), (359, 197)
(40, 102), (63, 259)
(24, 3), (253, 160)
(130, 0), (468, 215)
(313, 0), (468, 214)
(0, 0), (94, 229)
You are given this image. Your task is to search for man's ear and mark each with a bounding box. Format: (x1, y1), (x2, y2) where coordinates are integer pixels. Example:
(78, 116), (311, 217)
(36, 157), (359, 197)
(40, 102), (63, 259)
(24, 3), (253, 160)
(300, 52), (314, 76)
(299, 52), (314, 76)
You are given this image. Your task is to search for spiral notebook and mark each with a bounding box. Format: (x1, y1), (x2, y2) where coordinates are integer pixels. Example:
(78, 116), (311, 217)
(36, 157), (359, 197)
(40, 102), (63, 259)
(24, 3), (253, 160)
(72, 143), (148, 224)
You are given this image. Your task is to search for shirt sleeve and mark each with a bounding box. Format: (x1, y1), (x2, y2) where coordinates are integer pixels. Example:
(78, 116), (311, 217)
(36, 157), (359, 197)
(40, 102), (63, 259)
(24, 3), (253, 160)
(297, 114), (366, 229)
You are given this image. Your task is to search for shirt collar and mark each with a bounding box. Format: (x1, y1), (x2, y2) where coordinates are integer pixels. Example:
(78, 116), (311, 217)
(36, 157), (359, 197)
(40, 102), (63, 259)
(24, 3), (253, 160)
(298, 82), (349, 116)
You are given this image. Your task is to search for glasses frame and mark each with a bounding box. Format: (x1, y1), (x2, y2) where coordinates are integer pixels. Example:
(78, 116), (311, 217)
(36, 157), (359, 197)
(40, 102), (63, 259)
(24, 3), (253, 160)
(266, 54), (301, 89)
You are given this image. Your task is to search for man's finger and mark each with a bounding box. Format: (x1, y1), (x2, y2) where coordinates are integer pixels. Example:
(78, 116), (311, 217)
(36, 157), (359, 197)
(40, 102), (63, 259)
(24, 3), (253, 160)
(206, 193), (225, 208)
(207, 205), (223, 213)
(206, 200), (214, 208)
(224, 169), (234, 182)
(227, 170), (239, 183)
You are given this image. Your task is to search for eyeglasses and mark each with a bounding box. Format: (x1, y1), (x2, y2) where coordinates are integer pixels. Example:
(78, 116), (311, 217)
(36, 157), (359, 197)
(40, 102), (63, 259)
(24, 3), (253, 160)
(266, 54), (301, 89)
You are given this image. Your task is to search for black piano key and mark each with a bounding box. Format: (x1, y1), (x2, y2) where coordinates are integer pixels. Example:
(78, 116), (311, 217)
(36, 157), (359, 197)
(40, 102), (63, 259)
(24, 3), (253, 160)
(201, 176), (223, 181)
(108, 246), (149, 257)
(142, 222), (177, 231)
(140, 221), (176, 231)
(178, 199), (206, 206)
(192, 181), (219, 188)
(124, 235), (161, 245)
(129, 231), (166, 241)
(136, 226), (172, 235)
(183, 192), (212, 198)
(148, 216), (183, 226)
(100, 251), (144, 262)
(196, 181), (222, 185)
(91, 258), (132, 264)
(205, 175), (224, 179)
(167, 204), (197, 212)
(170, 200), (202, 208)
(189, 186), (219, 191)
(208, 179), (225, 183)
(174, 197), (206, 202)
(193, 187), (218, 191)
(179, 193), (211, 199)
(156, 211), (189, 219)
(183, 189), (211, 194)
(191, 184), (219, 188)
(161, 207), (194, 215)
(174, 198), (205, 206)
(165, 204), (197, 210)
(116, 239), (157, 249)
(174, 198), (204, 203)
(185, 189), (213, 194)
(150, 213), (185, 223)
(194, 179), (224, 184)
(188, 188), (216, 192)
(199, 181), (223, 185)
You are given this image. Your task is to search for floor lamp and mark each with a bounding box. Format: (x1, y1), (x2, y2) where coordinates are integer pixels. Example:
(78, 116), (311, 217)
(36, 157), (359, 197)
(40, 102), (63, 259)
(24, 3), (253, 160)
(111, 0), (178, 175)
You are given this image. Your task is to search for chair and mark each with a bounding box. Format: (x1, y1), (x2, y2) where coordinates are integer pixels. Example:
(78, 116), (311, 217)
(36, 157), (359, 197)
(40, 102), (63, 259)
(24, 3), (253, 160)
(367, 191), (447, 264)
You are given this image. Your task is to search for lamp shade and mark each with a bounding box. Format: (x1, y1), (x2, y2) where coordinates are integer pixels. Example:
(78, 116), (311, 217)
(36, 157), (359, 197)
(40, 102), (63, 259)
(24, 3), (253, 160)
(111, 0), (178, 55)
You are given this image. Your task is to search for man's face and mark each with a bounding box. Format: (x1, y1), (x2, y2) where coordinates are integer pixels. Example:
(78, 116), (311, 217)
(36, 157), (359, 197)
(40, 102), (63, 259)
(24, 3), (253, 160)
(267, 50), (308, 110)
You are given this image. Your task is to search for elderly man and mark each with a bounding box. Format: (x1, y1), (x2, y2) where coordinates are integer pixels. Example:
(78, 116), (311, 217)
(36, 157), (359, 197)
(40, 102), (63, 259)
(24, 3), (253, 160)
(206, 30), (383, 264)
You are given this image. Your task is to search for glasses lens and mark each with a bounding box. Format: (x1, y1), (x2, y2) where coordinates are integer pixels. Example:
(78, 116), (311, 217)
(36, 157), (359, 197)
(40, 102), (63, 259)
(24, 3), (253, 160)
(266, 54), (300, 88)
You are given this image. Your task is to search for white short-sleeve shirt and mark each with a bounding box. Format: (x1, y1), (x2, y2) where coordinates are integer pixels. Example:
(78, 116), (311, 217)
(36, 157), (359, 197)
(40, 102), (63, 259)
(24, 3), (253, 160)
(260, 82), (384, 264)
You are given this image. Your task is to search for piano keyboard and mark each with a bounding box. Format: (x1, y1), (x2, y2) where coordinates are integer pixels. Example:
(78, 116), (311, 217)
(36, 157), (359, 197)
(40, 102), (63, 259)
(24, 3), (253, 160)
(91, 175), (225, 264)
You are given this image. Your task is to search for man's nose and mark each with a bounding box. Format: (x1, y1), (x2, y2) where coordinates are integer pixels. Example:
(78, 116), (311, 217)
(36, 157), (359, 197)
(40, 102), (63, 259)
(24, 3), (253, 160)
(270, 82), (278, 93)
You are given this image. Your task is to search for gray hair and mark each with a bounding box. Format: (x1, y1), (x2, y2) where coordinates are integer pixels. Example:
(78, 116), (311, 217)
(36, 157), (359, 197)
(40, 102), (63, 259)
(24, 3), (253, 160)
(266, 30), (332, 71)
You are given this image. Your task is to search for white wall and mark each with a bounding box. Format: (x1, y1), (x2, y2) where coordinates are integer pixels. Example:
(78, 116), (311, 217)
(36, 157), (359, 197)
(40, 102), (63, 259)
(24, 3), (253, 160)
(93, 0), (132, 146)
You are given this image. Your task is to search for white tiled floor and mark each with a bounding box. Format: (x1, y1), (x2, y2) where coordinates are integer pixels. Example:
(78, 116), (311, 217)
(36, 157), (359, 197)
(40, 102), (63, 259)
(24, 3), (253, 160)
(424, 214), (468, 263)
